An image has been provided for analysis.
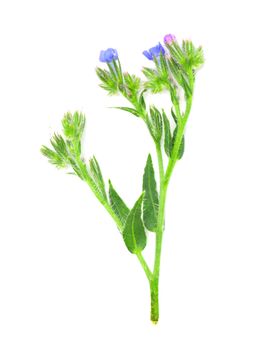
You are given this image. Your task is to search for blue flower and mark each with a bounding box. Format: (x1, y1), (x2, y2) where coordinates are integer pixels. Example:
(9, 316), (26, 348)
(99, 48), (118, 63)
(143, 43), (165, 61)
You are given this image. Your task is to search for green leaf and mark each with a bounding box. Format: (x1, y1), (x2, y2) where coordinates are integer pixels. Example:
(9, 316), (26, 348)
(147, 106), (163, 143)
(89, 156), (107, 201)
(142, 155), (159, 232)
(178, 135), (185, 159)
(171, 107), (178, 125)
(108, 180), (130, 227)
(181, 75), (192, 98)
(162, 110), (173, 157)
(138, 89), (146, 110)
(171, 128), (185, 160)
(112, 106), (140, 117)
(122, 193), (146, 254)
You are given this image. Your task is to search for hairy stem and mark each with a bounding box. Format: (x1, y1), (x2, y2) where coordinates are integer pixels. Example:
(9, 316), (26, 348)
(150, 94), (193, 323)
(136, 252), (152, 281)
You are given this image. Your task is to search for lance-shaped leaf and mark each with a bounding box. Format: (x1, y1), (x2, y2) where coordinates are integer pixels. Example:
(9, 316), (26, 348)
(138, 89), (146, 110)
(178, 135), (185, 159)
(89, 156), (107, 201)
(112, 106), (140, 117)
(142, 155), (159, 232)
(171, 107), (178, 125)
(171, 127), (185, 160)
(108, 180), (130, 227)
(162, 110), (173, 157)
(122, 193), (146, 254)
(147, 106), (163, 143)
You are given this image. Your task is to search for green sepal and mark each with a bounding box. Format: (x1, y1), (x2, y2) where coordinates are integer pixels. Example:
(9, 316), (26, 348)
(41, 112), (87, 175)
(61, 112), (86, 157)
(62, 112), (85, 141)
(96, 67), (118, 95)
(142, 154), (159, 232)
(108, 180), (130, 227)
(167, 58), (184, 86)
(41, 133), (69, 169)
(182, 41), (204, 69)
(167, 41), (186, 67)
(142, 67), (156, 79)
(123, 73), (141, 94)
(142, 67), (165, 93)
(108, 60), (123, 85)
(41, 145), (68, 169)
(153, 53), (168, 81)
(122, 193), (147, 254)
(159, 52), (169, 78)
(107, 62), (118, 82)
(166, 40), (204, 73)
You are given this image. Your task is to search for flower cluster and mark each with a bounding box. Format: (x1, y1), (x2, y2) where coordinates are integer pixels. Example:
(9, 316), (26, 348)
(97, 33), (204, 102)
(99, 34), (177, 63)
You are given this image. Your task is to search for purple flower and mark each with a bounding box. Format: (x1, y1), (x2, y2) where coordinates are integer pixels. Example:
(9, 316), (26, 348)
(99, 48), (118, 63)
(143, 43), (165, 61)
(164, 34), (176, 45)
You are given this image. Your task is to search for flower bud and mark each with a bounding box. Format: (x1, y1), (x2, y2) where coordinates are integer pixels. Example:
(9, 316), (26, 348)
(163, 34), (176, 45)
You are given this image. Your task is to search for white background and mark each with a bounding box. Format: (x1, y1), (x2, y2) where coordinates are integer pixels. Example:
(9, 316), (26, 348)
(0, 0), (259, 349)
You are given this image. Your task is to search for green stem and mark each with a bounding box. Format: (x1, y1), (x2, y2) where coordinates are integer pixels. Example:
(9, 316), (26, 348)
(111, 83), (193, 323)
(150, 95), (193, 323)
(156, 144), (164, 181)
(136, 252), (152, 281)
(150, 178), (168, 323)
(147, 144), (166, 323)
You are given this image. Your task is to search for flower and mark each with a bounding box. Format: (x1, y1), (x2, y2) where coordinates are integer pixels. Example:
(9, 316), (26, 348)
(99, 48), (118, 63)
(143, 43), (165, 61)
(163, 34), (176, 45)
